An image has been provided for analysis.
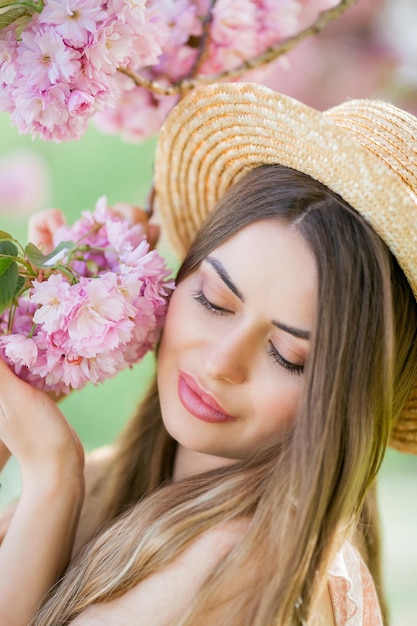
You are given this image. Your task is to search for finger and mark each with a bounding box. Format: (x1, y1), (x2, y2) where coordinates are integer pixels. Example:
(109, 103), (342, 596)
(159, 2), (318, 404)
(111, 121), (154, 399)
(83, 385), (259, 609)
(0, 360), (57, 449)
(28, 209), (66, 251)
(147, 223), (160, 249)
(110, 203), (149, 225)
(0, 360), (84, 473)
(0, 358), (40, 433)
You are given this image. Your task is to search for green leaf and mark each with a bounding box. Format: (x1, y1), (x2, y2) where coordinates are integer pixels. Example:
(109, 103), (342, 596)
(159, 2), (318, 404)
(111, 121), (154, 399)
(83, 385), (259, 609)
(25, 241), (76, 268)
(0, 240), (18, 258)
(0, 0), (21, 7)
(0, 0), (42, 31)
(0, 230), (15, 241)
(0, 1), (22, 12)
(0, 258), (18, 313)
(0, 0), (43, 8)
(14, 274), (26, 297)
(12, 11), (32, 34)
(0, 4), (28, 29)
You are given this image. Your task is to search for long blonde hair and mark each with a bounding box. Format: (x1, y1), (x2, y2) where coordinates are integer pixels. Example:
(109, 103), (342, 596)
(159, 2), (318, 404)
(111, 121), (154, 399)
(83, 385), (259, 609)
(34, 165), (417, 625)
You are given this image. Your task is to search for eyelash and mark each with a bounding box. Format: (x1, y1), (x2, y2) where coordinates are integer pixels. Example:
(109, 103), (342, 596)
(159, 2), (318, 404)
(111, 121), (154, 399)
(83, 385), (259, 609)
(192, 289), (231, 316)
(193, 289), (304, 376)
(267, 343), (304, 376)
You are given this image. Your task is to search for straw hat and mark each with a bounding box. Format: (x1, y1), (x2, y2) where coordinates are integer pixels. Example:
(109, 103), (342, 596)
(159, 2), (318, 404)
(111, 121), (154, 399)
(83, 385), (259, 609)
(154, 82), (417, 454)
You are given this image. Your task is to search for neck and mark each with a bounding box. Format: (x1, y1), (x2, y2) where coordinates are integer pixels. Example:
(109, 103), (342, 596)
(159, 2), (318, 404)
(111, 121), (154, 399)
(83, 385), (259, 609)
(173, 445), (237, 480)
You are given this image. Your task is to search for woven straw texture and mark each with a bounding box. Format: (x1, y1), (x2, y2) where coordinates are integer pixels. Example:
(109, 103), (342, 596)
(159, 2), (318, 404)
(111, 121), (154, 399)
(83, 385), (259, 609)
(154, 82), (417, 454)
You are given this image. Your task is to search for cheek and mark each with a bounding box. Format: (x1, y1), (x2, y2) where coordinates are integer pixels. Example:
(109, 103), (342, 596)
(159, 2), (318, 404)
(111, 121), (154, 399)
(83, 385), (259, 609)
(160, 288), (190, 346)
(255, 377), (303, 435)
(158, 284), (197, 367)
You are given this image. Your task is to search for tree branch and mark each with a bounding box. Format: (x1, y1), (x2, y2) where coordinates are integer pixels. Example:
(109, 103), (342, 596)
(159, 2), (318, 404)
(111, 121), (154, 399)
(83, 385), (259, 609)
(187, 0), (217, 78)
(118, 0), (358, 96)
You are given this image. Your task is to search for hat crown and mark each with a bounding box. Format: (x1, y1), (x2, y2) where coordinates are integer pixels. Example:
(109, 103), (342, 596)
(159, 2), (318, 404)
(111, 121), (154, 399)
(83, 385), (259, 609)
(154, 83), (417, 453)
(325, 99), (417, 201)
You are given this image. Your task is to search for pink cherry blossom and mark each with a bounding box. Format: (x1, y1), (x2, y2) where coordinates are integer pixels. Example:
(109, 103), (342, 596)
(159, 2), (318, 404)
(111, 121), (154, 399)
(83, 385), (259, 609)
(0, 335), (38, 372)
(18, 25), (81, 88)
(93, 79), (178, 142)
(0, 27), (19, 111)
(40, 0), (107, 48)
(11, 81), (70, 135)
(66, 276), (135, 355)
(31, 273), (74, 333)
(68, 89), (95, 117)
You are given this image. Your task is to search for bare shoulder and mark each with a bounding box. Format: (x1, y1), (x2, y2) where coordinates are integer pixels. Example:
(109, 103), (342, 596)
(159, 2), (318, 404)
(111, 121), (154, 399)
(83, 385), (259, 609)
(69, 519), (249, 626)
(84, 445), (114, 482)
(186, 517), (249, 556)
(308, 583), (335, 626)
(66, 520), (336, 626)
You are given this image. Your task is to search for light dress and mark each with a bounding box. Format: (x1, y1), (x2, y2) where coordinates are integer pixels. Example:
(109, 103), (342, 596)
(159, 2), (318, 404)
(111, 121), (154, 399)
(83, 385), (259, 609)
(328, 542), (383, 626)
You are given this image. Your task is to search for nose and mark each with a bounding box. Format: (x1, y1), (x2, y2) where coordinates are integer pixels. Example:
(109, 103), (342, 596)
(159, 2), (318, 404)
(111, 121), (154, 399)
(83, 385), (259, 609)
(203, 327), (251, 384)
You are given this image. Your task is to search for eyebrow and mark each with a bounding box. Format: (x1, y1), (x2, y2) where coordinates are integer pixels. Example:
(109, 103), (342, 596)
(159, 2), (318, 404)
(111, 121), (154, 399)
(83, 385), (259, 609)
(204, 256), (311, 341)
(205, 256), (245, 301)
(272, 321), (310, 340)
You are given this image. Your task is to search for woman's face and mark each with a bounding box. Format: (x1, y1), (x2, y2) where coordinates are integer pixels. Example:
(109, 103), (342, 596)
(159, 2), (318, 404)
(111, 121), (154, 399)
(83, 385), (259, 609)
(157, 219), (317, 469)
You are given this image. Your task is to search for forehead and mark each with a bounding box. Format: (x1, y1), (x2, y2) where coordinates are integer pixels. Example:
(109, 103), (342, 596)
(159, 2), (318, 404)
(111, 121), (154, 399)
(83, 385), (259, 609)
(207, 219), (318, 329)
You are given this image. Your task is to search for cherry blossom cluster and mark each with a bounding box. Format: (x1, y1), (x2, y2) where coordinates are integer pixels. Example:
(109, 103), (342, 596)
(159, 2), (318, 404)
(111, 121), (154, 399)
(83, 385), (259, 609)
(0, 0), (165, 141)
(0, 198), (174, 396)
(0, 0), (310, 143)
(95, 0), (303, 142)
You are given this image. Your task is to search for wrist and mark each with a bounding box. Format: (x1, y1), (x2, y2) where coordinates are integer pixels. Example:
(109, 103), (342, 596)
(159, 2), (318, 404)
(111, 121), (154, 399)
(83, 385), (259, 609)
(21, 459), (85, 504)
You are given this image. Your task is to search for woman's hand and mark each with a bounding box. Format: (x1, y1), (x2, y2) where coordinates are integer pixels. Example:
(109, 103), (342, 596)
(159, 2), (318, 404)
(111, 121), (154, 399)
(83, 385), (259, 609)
(0, 358), (84, 483)
(0, 359), (85, 625)
(107, 202), (160, 249)
(28, 208), (67, 253)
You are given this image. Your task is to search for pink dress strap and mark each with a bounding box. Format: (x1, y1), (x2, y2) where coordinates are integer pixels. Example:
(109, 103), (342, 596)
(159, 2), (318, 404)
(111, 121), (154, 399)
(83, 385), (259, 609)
(328, 542), (383, 626)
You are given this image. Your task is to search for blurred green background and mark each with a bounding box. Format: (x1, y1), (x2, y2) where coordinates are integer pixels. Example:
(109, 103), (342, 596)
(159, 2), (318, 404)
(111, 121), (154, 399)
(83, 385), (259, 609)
(0, 72), (417, 625)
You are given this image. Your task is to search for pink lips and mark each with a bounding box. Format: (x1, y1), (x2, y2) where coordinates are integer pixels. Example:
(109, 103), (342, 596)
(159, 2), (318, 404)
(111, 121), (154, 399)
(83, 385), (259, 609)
(178, 372), (236, 423)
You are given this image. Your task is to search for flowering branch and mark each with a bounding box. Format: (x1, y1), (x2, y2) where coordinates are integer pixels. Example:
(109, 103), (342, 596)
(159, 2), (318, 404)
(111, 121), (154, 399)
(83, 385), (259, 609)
(186, 0), (217, 79)
(0, 199), (173, 396)
(118, 0), (358, 97)
(0, 0), (361, 142)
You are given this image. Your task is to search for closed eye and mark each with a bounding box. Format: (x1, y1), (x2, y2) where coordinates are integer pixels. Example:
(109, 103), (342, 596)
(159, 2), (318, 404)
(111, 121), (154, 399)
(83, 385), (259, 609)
(267, 341), (304, 376)
(192, 290), (231, 316)
(194, 291), (305, 375)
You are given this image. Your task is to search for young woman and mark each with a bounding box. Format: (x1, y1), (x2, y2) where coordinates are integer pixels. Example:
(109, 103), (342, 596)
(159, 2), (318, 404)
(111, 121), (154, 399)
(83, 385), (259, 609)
(1, 82), (417, 625)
